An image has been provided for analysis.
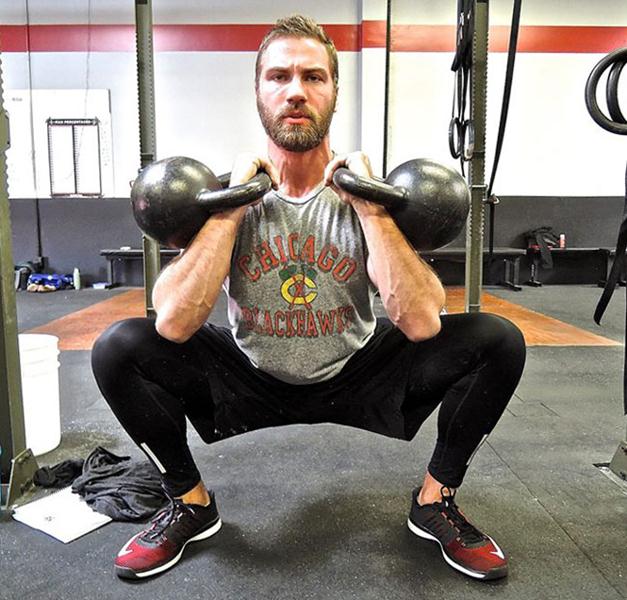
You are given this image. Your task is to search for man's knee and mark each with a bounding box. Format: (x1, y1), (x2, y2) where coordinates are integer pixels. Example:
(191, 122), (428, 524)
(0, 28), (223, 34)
(470, 313), (526, 372)
(91, 317), (156, 376)
(473, 312), (524, 344)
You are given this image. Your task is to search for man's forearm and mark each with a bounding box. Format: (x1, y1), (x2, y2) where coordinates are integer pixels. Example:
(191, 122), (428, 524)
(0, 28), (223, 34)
(355, 203), (445, 341)
(152, 209), (244, 342)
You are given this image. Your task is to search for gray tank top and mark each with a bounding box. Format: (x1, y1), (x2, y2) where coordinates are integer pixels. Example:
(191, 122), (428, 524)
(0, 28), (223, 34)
(226, 183), (377, 384)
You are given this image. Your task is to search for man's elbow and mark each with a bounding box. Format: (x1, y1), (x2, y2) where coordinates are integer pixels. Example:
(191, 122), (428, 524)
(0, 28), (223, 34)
(399, 313), (442, 342)
(154, 313), (194, 344)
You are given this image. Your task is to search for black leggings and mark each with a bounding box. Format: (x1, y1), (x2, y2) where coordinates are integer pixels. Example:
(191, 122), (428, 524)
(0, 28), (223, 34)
(91, 313), (525, 497)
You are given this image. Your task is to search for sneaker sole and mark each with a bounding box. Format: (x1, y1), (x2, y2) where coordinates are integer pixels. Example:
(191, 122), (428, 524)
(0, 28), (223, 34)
(407, 518), (507, 581)
(115, 518), (223, 580)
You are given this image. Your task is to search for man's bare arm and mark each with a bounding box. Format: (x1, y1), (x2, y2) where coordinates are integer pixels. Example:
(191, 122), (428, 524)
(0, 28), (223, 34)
(153, 154), (279, 342)
(324, 152), (445, 342)
(152, 211), (244, 342)
(359, 204), (445, 341)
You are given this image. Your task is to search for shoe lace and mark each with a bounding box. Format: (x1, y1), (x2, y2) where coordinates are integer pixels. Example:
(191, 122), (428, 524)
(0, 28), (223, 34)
(438, 487), (486, 545)
(144, 499), (185, 541)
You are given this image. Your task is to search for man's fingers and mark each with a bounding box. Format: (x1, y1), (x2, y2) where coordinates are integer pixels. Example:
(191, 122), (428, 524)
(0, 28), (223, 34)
(229, 154), (256, 186)
(257, 157), (280, 189)
(230, 153), (278, 189)
(324, 154), (346, 185)
(324, 151), (374, 187)
(345, 151), (373, 177)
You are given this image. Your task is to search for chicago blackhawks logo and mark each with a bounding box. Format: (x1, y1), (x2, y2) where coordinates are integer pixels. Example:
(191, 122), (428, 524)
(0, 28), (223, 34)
(279, 265), (318, 309)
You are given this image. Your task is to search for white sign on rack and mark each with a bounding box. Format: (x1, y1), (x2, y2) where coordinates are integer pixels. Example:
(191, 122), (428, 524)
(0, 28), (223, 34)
(5, 89), (114, 198)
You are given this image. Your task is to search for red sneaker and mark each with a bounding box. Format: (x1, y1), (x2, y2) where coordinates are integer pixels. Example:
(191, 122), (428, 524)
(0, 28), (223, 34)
(114, 492), (222, 579)
(407, 487), (508, 580)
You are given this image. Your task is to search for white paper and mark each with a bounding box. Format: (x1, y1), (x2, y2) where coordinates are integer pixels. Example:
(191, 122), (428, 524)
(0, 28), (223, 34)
(12, 487), (112, 543)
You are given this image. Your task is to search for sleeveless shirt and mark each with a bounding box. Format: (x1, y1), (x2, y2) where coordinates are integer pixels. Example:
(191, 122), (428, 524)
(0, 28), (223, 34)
(226, 183), (377, 384)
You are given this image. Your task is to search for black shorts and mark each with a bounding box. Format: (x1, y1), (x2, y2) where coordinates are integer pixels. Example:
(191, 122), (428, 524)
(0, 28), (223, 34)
(190, 318), (419, 442)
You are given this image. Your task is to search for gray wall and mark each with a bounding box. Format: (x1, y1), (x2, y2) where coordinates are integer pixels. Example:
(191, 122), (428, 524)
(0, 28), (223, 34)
(491, 196), (624, 249)
(9, 194), (624, 286)
(10, 197), (142, 285)
(9, 197), (40, 263)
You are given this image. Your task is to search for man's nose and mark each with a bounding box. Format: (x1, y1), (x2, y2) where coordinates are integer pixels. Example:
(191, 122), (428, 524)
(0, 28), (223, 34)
(286, 76), (306, 103)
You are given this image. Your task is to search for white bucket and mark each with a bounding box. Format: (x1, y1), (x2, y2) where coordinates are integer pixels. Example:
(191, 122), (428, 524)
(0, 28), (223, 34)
(18, 334), (61, 456)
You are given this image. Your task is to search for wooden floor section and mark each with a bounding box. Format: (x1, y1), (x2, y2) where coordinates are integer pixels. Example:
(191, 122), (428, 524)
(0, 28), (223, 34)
(27, 287), (620, 351)
(444, 288), (618, 347)
(28, 289), (146, 351)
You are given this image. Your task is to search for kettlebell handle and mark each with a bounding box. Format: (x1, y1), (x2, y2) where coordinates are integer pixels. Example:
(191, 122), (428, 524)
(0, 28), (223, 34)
(197, 172), (272, 213)
(332, 168), (408, 208)
(217, 172), (231, 189)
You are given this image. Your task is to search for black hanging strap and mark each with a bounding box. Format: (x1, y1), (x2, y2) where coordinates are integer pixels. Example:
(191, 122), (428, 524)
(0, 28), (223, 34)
(486, 0), (523, 200)
(594, 164), (627, 327)
(587, 48), (627, 414)
(594, 165), (627, 414)
(486, 0), (523, 264)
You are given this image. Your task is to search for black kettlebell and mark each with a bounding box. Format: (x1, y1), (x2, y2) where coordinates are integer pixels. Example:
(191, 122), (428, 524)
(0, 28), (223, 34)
(131, 156), (272, 248)
(333, 159), (470, 251)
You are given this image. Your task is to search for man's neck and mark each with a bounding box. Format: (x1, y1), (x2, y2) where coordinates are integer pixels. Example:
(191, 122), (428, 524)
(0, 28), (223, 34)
(268, 138), (333, 198)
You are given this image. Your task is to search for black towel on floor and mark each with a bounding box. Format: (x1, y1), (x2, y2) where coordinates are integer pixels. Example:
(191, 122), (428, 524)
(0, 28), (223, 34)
(71, 446), (168, 521)
(33, 459), (85, 488)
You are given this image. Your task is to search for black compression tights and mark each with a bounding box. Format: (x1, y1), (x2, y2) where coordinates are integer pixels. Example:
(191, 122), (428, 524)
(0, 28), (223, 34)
(91, 313), (526, 496)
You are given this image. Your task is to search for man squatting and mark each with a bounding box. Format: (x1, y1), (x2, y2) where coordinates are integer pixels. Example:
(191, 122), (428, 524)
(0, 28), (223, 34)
(92, 15), (526, 582)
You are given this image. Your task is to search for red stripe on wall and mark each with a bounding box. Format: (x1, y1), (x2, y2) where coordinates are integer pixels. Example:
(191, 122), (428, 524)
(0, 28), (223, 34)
(388, 25), (456, 52)
(362, 20), (386, 48)
(0, 25), (30, 52)
(385, 24), (627, 53)
(1, 23), (625, 53)
(319, 24), (361, 52)
(510, 25), (627, 53)
(0, 24), (135, 52)
(0, 24), (360, 52)
(156, 23), (360, 51)
(158, 24), (362, 51)
(156, 24), (268, 51)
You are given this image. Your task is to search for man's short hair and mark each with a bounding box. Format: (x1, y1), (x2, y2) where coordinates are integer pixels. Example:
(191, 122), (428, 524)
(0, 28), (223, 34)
(255, 15), (339, 89)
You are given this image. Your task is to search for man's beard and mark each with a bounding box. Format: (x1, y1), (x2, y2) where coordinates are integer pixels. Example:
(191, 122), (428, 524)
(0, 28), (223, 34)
(257, 97), (336, 152)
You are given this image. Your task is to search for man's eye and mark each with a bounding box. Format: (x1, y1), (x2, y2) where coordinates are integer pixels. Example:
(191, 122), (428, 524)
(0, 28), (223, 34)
(272, 74), (287, 81)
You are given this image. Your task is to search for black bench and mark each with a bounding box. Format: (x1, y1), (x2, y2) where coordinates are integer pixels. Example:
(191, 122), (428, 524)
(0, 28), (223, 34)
(421, 247), (525, 291)
(102, 246), (527, 290)
(603, 249), (626, 287)
(100, 248), (180, 287)
(526, 247), (611, 286)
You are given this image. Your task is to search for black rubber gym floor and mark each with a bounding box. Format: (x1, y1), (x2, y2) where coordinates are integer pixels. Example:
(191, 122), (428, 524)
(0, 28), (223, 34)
(2, 284), (626, 600)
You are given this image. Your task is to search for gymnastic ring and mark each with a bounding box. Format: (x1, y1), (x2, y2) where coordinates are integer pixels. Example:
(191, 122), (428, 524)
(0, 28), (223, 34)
(607, 59), (627, 125)
(585, 47), (627, 135)
(449, 117), (463, 159)
(461, 120), (475, 161)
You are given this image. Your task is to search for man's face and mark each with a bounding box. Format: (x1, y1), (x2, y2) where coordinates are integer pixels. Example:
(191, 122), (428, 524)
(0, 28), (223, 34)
(256, 36), (337, 152)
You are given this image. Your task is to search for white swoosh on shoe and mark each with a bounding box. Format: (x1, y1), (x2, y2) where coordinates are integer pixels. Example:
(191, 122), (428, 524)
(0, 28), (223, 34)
(488, 537), (505, 560)
(117, 533), (141, 557)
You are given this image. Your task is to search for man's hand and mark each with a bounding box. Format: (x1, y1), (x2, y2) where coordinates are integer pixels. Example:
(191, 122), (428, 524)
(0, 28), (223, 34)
(230, 152), (280, 187)
(219, 153), (280, 221)
(323, 152), (385, 216)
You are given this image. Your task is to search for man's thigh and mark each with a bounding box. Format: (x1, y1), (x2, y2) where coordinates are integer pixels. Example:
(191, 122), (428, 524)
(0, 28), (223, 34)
(190, 323), (300, 440)
(310, 313), (522, 441)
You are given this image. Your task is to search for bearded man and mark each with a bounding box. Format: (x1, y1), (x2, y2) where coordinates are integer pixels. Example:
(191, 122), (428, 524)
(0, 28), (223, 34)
(92, 15), (525, 582)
